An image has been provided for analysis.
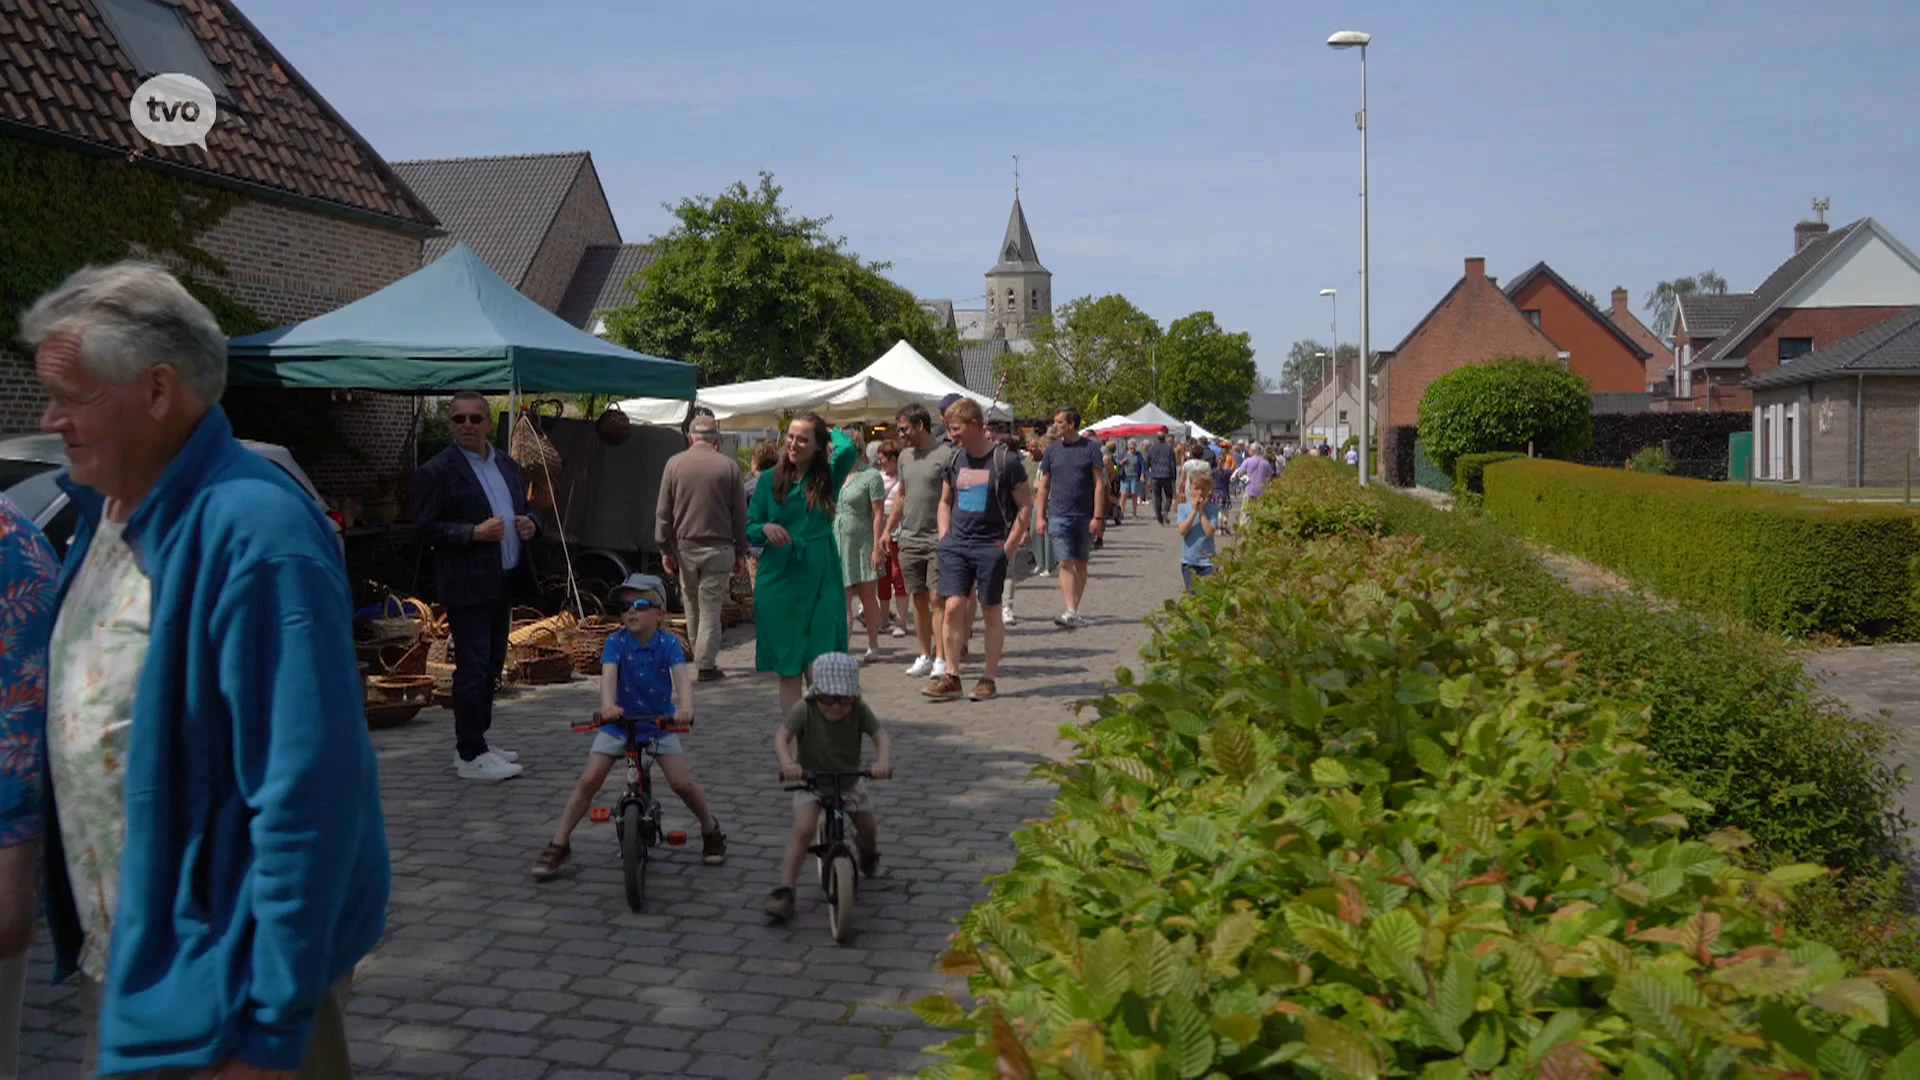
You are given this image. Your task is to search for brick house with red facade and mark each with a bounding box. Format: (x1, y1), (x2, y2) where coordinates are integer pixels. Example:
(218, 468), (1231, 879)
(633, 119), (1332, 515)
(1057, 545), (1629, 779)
(0, 0), (441, 499)
(1605, 287), (1674, 389)
(1677, 217), (1920, 412)
(1374, 257), (1563, 436)
(1503, 263), (1652, 392)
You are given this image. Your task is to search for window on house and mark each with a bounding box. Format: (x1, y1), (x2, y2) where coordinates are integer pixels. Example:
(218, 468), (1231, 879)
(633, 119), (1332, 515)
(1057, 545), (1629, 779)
(1524, 309), (1542, 329)
(95, 0), (231, 98)
(1338, 410), (1348, 424)
(1007, 288), (1016, 310)
(1029, 289), (1038, 311)
(1779, 338), (1814, 363)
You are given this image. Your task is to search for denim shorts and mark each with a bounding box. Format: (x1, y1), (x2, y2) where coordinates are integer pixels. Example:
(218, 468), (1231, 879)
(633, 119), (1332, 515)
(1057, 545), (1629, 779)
(1047, 515), (1092, 562)
(591, 730), (684, 757)
(936, 541), (1010, 606)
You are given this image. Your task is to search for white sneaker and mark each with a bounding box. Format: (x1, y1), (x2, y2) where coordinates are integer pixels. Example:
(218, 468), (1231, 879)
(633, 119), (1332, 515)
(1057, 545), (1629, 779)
(906, 655), (933, 677)
(1053, 611), (1074, 628)
(1066, 611), (1089, 628)
(931, 658), (948, 678)
(890, 623), (907, 638)
(452, 747), (519, 768)
(1004, 606), (1018, 627)
(457, 752), (523, 782)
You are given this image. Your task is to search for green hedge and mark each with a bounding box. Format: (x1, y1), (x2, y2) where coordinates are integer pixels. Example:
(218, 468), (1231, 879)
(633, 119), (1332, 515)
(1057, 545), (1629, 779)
(1454, 451), (1524, 496)
(1483, 458), (1920, 640)
(915, 464), (1918, 1078)
(1411, 438), (1451, 492)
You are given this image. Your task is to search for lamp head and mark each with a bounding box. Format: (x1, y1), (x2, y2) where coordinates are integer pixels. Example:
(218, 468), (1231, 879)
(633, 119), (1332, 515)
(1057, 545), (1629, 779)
(1319, 288), (1337, 297)
(1327, 30), (1371, 48)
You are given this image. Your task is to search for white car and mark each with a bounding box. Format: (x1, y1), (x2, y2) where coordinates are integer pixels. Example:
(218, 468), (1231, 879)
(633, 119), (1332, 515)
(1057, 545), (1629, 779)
(0, 433), (344, 556)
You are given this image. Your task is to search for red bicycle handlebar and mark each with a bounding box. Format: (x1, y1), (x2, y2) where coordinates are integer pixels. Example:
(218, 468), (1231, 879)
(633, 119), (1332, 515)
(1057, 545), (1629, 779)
(570, 714), (691, 734)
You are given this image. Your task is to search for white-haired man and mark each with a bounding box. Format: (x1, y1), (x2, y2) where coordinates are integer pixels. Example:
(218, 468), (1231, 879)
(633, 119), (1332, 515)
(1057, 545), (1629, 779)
(19, 261), (384, 1078)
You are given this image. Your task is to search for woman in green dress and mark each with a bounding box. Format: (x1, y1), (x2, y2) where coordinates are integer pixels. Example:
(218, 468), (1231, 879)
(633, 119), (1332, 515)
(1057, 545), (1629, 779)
(748, 412), (859, 713)
(834, 440), (889, 662)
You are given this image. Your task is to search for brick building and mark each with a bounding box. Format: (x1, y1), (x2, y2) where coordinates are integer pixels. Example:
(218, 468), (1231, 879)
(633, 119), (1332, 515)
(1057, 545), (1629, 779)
(1503, 262), (1652, 392)
(1604, 286), (1675, 389)
(392, 151), (658, 333)
(1746, 308), (1920, 486)
(0, 0), (440, 498)
(1677, 215), (1920, 412)
(1374, 257), (1562, 435)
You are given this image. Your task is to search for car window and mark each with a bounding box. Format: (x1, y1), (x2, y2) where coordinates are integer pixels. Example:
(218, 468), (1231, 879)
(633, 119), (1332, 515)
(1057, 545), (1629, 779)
(0, 459), (57, 490)
(41, 497), (80, 556)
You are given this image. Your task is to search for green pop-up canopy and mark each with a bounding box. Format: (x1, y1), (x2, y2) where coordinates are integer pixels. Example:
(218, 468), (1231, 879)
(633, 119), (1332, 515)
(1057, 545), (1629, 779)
(226, 243), (695, 399)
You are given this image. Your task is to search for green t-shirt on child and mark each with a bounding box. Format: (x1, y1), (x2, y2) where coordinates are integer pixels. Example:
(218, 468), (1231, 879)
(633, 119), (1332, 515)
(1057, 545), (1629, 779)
(783, 698), (881, 774)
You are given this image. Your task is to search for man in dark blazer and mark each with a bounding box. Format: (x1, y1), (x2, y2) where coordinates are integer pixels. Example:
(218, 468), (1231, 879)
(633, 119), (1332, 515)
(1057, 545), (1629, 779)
(412, 390), (537, 781)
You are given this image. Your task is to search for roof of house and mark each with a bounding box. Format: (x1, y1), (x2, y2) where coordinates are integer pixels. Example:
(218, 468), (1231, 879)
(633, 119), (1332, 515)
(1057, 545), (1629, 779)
(1676, 293), (1754, 339)
(0, 0), (437, 229)
(554, 242), (657, 328)
(391, 151), (594, 284)
(957, 340), (1012, 394)
(1745, 307), (1920, 388)
(1247, 392), (1299, 423)
(1385, 260), (1564, 371)
(1503, 262), (1651, 360)
(1605, 301), (1674, 374)
(919, 298), (955, 330)
(1690, 219), (1868, 370)
(955, 308), (990, 340)
(987, 195), (1047, 275)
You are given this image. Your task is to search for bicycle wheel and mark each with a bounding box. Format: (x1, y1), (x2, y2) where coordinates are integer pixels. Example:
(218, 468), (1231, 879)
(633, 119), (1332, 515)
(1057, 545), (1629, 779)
(826, 852), (857, 944)
(813, 816), (828, 892)
(620, 801), (649, 911)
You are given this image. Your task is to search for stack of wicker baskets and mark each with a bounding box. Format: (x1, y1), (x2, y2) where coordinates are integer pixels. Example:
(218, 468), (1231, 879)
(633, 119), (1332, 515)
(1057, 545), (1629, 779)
(569, 617), (621, 675)
(356, 596), (444, 726)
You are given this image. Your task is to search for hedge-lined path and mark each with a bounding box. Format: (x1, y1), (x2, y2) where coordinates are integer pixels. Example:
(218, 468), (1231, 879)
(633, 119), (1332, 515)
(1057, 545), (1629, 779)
(1804, 644), (1920, 837)
(17, 515), (1187, 1080)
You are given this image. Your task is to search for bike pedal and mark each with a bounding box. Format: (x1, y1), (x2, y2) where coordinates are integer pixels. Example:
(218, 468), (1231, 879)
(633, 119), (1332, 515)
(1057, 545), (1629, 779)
(664, 830), (688, 846)
(588, 807), (612, 823)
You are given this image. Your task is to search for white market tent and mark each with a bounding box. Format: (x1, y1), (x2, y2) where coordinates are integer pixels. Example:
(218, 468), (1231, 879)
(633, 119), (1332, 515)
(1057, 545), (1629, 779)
(1186, 418), (1220, 441)
(1125, 403), (1187, 435)
(617, 340), (1009, 429)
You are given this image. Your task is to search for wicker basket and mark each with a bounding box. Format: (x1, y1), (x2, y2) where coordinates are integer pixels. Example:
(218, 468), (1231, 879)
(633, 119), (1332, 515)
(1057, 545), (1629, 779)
(378, 641), (427, 677)
(426, 660), (456, 688)
(508, 610), (577, 649)
(366, 674), (434, 705)
(569, 618), (620, 674)
(513, 646), (573, 685)
(361, 596), (434, 644)
(365, 701), (425, 729)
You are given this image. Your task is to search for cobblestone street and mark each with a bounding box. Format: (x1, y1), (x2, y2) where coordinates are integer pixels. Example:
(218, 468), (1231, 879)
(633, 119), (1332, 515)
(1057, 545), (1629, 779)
(19, 517), (1188, 1080)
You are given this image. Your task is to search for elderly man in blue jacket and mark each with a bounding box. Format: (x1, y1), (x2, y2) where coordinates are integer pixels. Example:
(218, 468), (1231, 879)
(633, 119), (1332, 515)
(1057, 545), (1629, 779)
(19, 261), (387, 1078)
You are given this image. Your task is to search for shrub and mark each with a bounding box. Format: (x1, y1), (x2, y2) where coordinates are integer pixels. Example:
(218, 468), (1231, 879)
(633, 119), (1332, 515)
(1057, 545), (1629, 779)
(916, 472), (1918, 1079)
(1628, 445), (1676, 474)
(1482, 457), (1920, 639)
(1454, 451), (1525, 495)
(1261, 456), (1383, 540)
(1411, 438), (1452, 493)
(1381, 425), (1417, 488)
(1373, 488), (1903, 874)
(1416, 358), (1593, 476)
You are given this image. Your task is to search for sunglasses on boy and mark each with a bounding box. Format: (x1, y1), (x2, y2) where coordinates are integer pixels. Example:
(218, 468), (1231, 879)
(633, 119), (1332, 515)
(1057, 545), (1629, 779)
(623, 597), (659, 612)
(814, 694), (854, 708)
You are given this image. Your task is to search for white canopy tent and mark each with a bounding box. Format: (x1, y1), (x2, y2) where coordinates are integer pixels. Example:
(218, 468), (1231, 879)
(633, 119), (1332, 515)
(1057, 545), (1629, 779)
(1185, 418), (1220, 441)
(616, 340), (1008, 429)
(1125, 403), (1187, 435)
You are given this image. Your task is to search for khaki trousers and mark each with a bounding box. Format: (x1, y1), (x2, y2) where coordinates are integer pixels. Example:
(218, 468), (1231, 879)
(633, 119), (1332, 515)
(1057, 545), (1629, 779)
(677, 542), (735, 671)
(81, 976), (353, 1079)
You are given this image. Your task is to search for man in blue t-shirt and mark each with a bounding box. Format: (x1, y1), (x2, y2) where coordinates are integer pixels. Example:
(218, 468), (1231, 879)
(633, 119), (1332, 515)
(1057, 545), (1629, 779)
(1035, 407), (1106, 629)
(926, 398), (1032, 703)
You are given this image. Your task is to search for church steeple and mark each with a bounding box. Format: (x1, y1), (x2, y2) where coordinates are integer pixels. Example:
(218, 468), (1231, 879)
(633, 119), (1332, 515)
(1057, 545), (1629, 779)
(985, 172), (1051, 340)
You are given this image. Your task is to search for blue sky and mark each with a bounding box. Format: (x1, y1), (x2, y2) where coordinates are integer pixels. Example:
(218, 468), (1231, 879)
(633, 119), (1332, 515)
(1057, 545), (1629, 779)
(247, 0), (1920, 384)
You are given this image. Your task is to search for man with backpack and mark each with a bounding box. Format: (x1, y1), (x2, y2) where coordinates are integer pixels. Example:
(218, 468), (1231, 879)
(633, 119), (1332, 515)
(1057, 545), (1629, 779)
(924, 398), (1032, 702)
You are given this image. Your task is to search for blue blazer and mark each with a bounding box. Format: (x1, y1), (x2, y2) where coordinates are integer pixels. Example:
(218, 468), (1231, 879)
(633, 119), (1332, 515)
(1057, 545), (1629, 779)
(409, 444), (538, 608)
(42, 406), (388, 1074)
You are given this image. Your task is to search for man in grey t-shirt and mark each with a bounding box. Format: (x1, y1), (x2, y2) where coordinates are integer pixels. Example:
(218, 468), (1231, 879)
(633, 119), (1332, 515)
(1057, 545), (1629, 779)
(883, 403), (956, 679)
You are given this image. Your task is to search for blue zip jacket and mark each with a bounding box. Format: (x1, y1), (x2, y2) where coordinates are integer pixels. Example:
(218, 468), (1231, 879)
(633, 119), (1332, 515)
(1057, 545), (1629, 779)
(40, 406), (389, 1074)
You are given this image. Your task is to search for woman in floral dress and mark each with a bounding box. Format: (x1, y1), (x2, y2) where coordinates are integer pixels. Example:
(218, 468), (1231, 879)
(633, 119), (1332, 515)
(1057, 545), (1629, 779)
(834, 439), (889, 662)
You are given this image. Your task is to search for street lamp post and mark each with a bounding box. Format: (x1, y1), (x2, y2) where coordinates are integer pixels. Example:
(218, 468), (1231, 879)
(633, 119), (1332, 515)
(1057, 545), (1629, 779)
(1328, 29), (1371, 485)
(1311, 351), (1329, 443)
(1318, 288), (1337, 448)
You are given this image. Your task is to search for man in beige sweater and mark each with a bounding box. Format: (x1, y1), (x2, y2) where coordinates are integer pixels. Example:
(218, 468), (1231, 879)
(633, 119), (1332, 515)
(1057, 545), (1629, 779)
(657, 414), (749, 680)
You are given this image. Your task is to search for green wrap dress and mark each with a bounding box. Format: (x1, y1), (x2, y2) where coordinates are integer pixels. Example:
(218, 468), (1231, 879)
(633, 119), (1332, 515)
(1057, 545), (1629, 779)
(747, 427), (859, 676)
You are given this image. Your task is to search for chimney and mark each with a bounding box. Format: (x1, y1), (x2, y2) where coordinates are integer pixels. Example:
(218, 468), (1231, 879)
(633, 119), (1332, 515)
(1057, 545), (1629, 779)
(1464, 257), (1485, 279)
(1795, 219), (1829, 252)
(1611, 287), (1630, 317)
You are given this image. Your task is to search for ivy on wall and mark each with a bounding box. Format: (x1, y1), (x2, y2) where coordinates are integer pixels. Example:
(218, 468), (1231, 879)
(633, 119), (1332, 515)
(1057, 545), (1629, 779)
(0, 137), (271, 343)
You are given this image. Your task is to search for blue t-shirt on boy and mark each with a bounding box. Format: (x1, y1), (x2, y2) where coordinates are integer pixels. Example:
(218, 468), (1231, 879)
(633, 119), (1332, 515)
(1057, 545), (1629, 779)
(1178, 500), (1218, 567)
(598, 628), (685, 739)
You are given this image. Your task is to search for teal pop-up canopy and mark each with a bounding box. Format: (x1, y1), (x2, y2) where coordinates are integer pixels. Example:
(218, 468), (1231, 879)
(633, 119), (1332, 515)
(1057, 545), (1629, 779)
(226, 243), (694, 399)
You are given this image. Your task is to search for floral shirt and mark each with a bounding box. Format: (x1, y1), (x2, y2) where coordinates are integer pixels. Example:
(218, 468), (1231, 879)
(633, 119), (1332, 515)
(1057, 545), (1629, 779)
(47, 514), (152, 981)
(0, 493), (59, 849)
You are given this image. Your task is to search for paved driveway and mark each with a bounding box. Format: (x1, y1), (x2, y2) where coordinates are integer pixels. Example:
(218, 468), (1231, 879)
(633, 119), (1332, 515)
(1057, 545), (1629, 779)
(19, 515), (1186, 1080)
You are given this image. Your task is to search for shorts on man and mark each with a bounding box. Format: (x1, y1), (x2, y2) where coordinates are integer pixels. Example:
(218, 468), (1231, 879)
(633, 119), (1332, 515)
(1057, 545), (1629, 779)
(937, 543), (1009, 606)
(897, 541), (939, 595)
(1046, 515), (1092, 562)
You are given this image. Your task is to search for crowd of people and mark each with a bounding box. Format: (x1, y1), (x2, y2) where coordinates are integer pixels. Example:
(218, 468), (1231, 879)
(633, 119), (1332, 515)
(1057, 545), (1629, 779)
(0, 257), (1341, 1076)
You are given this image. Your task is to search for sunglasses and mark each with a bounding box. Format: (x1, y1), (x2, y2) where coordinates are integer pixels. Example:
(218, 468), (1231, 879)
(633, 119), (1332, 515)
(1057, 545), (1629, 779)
(623, 598), (659, 612)
(814, 694), (854, 708)
(450, 413), (489, 425)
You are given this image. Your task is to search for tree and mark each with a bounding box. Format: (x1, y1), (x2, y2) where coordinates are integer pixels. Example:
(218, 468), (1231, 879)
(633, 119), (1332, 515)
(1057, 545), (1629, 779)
(1158, 311), (1258, 432)
(1643, 270), (1729, 343)
(1282, 340), (1361, 392)
(1003, 294), (1161, 419)
(599, 172), (958, 385)
(1254, 373), (1280, 393)
(1416, 358), (1593, 475)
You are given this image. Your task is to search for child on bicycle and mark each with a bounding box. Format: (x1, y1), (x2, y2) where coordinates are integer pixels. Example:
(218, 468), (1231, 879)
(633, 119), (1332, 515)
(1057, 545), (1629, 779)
(765, 651), (892, 922)
(531, 574), (726, 880)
